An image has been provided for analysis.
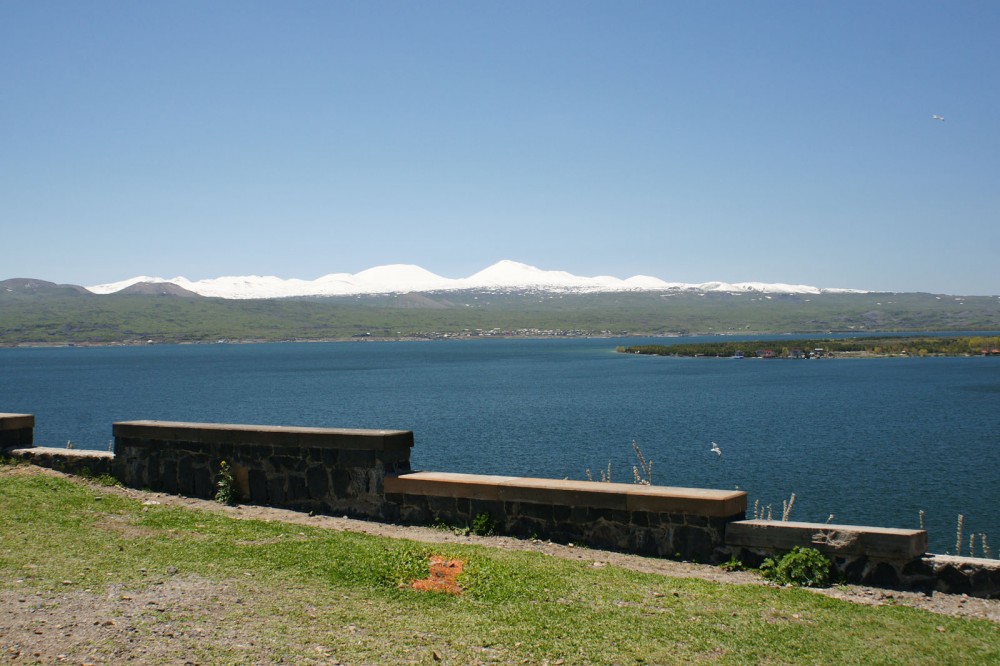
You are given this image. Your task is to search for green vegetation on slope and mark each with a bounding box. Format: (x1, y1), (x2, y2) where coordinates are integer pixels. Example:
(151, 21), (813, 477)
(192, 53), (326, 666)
(2, 287), (1000, 345)
(2, 466), (998, 664)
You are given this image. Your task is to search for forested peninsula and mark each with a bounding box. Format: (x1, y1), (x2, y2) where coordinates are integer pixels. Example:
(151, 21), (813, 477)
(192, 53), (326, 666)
(618, 336), (1000, 358)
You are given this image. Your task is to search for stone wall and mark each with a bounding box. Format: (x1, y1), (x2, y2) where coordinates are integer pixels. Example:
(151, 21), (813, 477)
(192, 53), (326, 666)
(7, 413), (1000, 597)
(112, 420), (413, 519)
(384, 471), (747, 561)
(725, 519), (930, 588)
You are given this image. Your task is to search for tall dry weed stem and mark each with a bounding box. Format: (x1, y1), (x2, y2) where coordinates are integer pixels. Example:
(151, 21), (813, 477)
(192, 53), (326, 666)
(782, 493), (796, 522)
(631, 440), (652, 485)
(956, 514), (965, 556)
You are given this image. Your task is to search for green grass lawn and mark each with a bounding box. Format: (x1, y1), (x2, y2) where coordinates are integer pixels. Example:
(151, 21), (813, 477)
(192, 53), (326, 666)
(2, 466), (998, 664)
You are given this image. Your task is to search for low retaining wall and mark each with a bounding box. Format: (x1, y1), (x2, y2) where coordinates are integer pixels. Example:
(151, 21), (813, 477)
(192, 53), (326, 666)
(112, 420), (413, 519)
(5, 446), (114, 477)
(385, 471), (747, 561)
(726, 519), (930, 588)
(726, 520), (1000, 598)
(6, 413), (1000, 597)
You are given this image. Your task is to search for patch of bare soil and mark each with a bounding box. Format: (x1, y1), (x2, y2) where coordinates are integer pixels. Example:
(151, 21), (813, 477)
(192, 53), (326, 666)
(3, 467), (1000, 664)
(411, 556), (465, 595)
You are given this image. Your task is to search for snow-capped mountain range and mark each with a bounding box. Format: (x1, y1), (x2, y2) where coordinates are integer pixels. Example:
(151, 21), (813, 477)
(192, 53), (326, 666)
(86, 260), (865, 300)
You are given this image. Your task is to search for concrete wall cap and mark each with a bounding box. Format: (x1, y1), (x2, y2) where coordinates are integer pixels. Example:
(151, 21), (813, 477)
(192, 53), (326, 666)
(0, 413), (35, 430)
(113, 420), (414, 450)
(386, 471), (746, 515)
(11, 447), (114, 459)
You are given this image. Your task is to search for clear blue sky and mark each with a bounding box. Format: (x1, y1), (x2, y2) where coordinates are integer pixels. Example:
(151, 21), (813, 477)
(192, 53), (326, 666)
(3, 2), (998, 294)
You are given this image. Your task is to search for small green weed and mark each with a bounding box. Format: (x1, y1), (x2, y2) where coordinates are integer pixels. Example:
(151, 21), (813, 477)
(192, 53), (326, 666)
(215, 460), (237, 505)
(720, 554), (746, 572)
(470, 511), (495, 537)
(433, 512), (495, 537)
(759, 547), (833, 588)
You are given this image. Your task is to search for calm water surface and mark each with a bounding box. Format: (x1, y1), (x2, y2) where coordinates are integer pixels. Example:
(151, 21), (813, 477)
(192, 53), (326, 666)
(2, 337), (998, 552)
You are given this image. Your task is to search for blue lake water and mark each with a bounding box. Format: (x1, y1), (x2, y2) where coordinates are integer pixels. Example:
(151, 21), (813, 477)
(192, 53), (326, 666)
(2, 337), (998, 553)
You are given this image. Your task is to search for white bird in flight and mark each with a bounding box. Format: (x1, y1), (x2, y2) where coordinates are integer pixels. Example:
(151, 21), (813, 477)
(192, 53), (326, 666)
(710, 442), (722, 456)
(932, 114), (945, 122)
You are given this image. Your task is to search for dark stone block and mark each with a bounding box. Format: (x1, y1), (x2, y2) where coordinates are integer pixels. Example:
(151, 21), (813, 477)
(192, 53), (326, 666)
(267, 476), (287, 505)
(399, 501), (431, 525)
(469, 499), (505, 522)
(248, 469), (269, 503)
(306, 466), (330, 499)
(736, 548), (767, 569)
(630, 511), (649, 528)
(270, 455), (301, 472)
(684, 514), (709, 528)
(287, 475), (308, 501)
(321, 448), (339, 467)
(426, 495), (459, 518)
(507, 515), (546, 538)
(331, 469), (358, 498)
(177, 456), (195, 495)
(844, 556), (869, 583)
(588, 519), (628, 550)
(903, 557), (934, 576)
(610, 510), (629, 525)
(674, 526), (713, 561)
(193, 467), (213, 499)
(381, 502), (401, 522)
(161, 460), (178, 494)
(517, 502), (554, 522)
(867, 562), (901, 588)
(936, 564), (972, 595)
(551, 504), (572, 523)
(628, 528), (658, 556)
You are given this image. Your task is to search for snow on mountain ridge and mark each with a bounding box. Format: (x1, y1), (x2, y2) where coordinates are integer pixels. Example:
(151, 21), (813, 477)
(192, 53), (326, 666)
(85, 261), (865, 299)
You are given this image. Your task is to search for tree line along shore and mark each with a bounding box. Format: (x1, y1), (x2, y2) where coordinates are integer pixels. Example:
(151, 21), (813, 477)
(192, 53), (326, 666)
(617, 336), (1000, 359)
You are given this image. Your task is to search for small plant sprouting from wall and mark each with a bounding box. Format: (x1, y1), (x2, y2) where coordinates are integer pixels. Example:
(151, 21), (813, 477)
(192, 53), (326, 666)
(215, 460), (237, 505)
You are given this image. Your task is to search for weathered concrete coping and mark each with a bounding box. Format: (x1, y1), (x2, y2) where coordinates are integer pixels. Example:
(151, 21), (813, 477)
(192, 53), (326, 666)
(0, 413), (35, 431)
(726, 519), (928, 560)
(113, 420), (414, 451)
(385, 471), (747, 517)
(8, 446), (113, 459)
